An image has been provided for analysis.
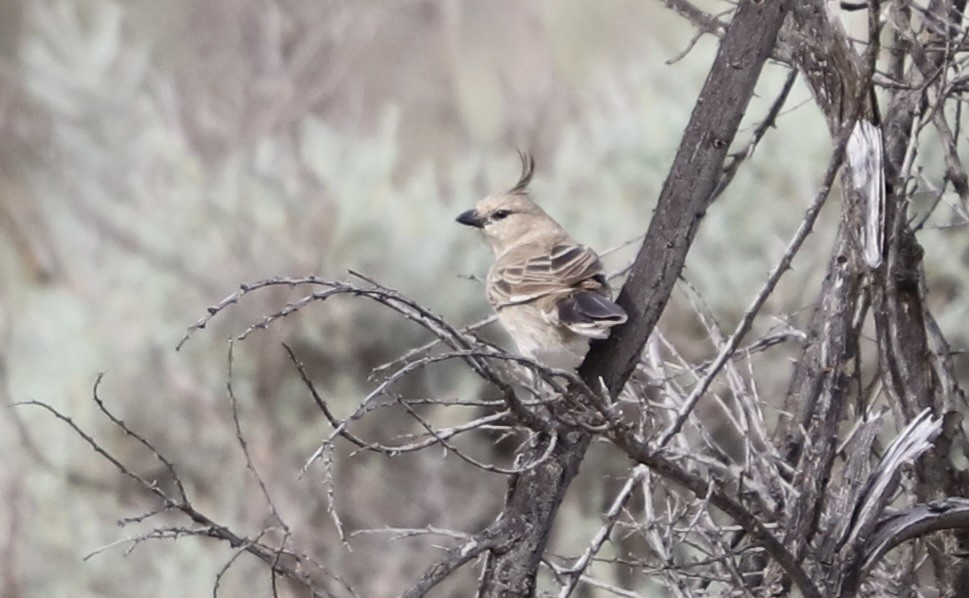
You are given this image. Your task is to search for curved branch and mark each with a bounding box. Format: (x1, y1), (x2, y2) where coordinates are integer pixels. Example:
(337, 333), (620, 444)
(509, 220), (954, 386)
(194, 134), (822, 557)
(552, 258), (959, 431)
(864, 498), (969, 571)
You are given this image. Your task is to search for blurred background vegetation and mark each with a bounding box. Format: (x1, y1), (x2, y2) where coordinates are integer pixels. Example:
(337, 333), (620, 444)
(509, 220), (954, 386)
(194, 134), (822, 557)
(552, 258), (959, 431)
(2, 1), (966, 596)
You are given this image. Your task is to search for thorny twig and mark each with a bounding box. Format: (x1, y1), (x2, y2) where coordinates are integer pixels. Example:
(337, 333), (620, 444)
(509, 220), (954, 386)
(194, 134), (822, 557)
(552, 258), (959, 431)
(17, 381), (349, 597)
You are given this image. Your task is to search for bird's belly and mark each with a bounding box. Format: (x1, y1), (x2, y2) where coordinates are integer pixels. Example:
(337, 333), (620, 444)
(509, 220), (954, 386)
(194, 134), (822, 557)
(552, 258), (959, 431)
(496, 304), (589, 370)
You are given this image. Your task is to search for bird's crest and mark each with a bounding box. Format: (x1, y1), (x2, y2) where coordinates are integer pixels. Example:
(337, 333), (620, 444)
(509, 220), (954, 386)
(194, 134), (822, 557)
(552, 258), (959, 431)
(508, 150), (534, 195)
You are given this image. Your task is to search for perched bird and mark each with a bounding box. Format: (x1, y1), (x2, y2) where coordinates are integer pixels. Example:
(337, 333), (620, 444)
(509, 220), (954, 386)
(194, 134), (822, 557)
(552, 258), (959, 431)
(456, 153), (627, 370)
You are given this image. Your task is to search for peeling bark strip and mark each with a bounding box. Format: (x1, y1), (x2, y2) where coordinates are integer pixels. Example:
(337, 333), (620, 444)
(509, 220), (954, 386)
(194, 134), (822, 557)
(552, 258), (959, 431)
(475, 1), (793, 595)
(846, 121), (885, 268)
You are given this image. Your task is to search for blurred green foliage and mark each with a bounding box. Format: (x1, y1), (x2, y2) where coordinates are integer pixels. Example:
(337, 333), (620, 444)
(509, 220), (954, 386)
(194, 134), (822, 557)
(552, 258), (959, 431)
(2, 1), (967, 596)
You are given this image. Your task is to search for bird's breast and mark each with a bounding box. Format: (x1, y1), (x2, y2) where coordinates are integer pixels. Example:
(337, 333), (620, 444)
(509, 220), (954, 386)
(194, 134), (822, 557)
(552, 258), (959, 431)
(494, 303), (589, 370)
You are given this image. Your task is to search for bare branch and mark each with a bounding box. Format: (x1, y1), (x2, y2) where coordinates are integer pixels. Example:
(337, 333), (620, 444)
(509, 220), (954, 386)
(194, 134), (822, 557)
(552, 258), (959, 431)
(18, 386), (344, 596)
(556, 465), (648, 596)
(656, 118), (851, 449)
(481, 0), (797, 593)
(865, 498), (969, 571)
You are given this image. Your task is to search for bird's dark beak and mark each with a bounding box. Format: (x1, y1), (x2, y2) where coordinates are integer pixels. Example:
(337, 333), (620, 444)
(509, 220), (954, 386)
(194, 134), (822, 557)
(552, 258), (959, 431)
(456, 209), (485, 228)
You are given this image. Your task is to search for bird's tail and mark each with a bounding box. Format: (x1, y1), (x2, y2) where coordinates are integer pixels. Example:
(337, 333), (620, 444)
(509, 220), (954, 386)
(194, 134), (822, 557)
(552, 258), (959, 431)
(557, 291), (628, 339)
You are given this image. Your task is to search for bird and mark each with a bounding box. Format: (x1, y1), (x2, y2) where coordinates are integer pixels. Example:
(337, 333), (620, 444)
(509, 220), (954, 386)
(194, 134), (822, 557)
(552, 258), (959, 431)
(455, 152), (627, 370)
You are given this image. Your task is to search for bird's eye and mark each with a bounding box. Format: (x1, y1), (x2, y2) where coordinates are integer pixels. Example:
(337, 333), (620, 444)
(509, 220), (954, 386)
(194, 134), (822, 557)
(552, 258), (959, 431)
(492, 210), (512, 221)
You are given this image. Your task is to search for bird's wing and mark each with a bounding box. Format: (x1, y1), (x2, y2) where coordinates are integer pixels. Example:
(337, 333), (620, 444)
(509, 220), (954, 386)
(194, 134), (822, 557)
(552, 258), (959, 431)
(488, 243), (607, 308)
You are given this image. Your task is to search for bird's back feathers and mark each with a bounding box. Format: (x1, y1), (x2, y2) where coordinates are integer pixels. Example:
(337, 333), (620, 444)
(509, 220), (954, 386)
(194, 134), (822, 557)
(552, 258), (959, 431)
(487, 238), (628, 346)
(487, 241), (605, 308)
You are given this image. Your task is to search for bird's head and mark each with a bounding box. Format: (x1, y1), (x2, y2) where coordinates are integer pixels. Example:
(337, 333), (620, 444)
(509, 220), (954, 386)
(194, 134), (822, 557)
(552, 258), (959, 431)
(455, 152), (562, 255)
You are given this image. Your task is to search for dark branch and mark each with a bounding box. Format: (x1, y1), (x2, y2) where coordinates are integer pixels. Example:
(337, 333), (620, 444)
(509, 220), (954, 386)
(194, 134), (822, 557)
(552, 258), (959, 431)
(475, 0), (796, 594)
(865, 498), (969, 571)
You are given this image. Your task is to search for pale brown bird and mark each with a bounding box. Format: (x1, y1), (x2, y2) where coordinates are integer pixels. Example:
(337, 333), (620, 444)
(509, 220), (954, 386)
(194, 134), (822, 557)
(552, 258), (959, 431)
(456, 153), (627, 370)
